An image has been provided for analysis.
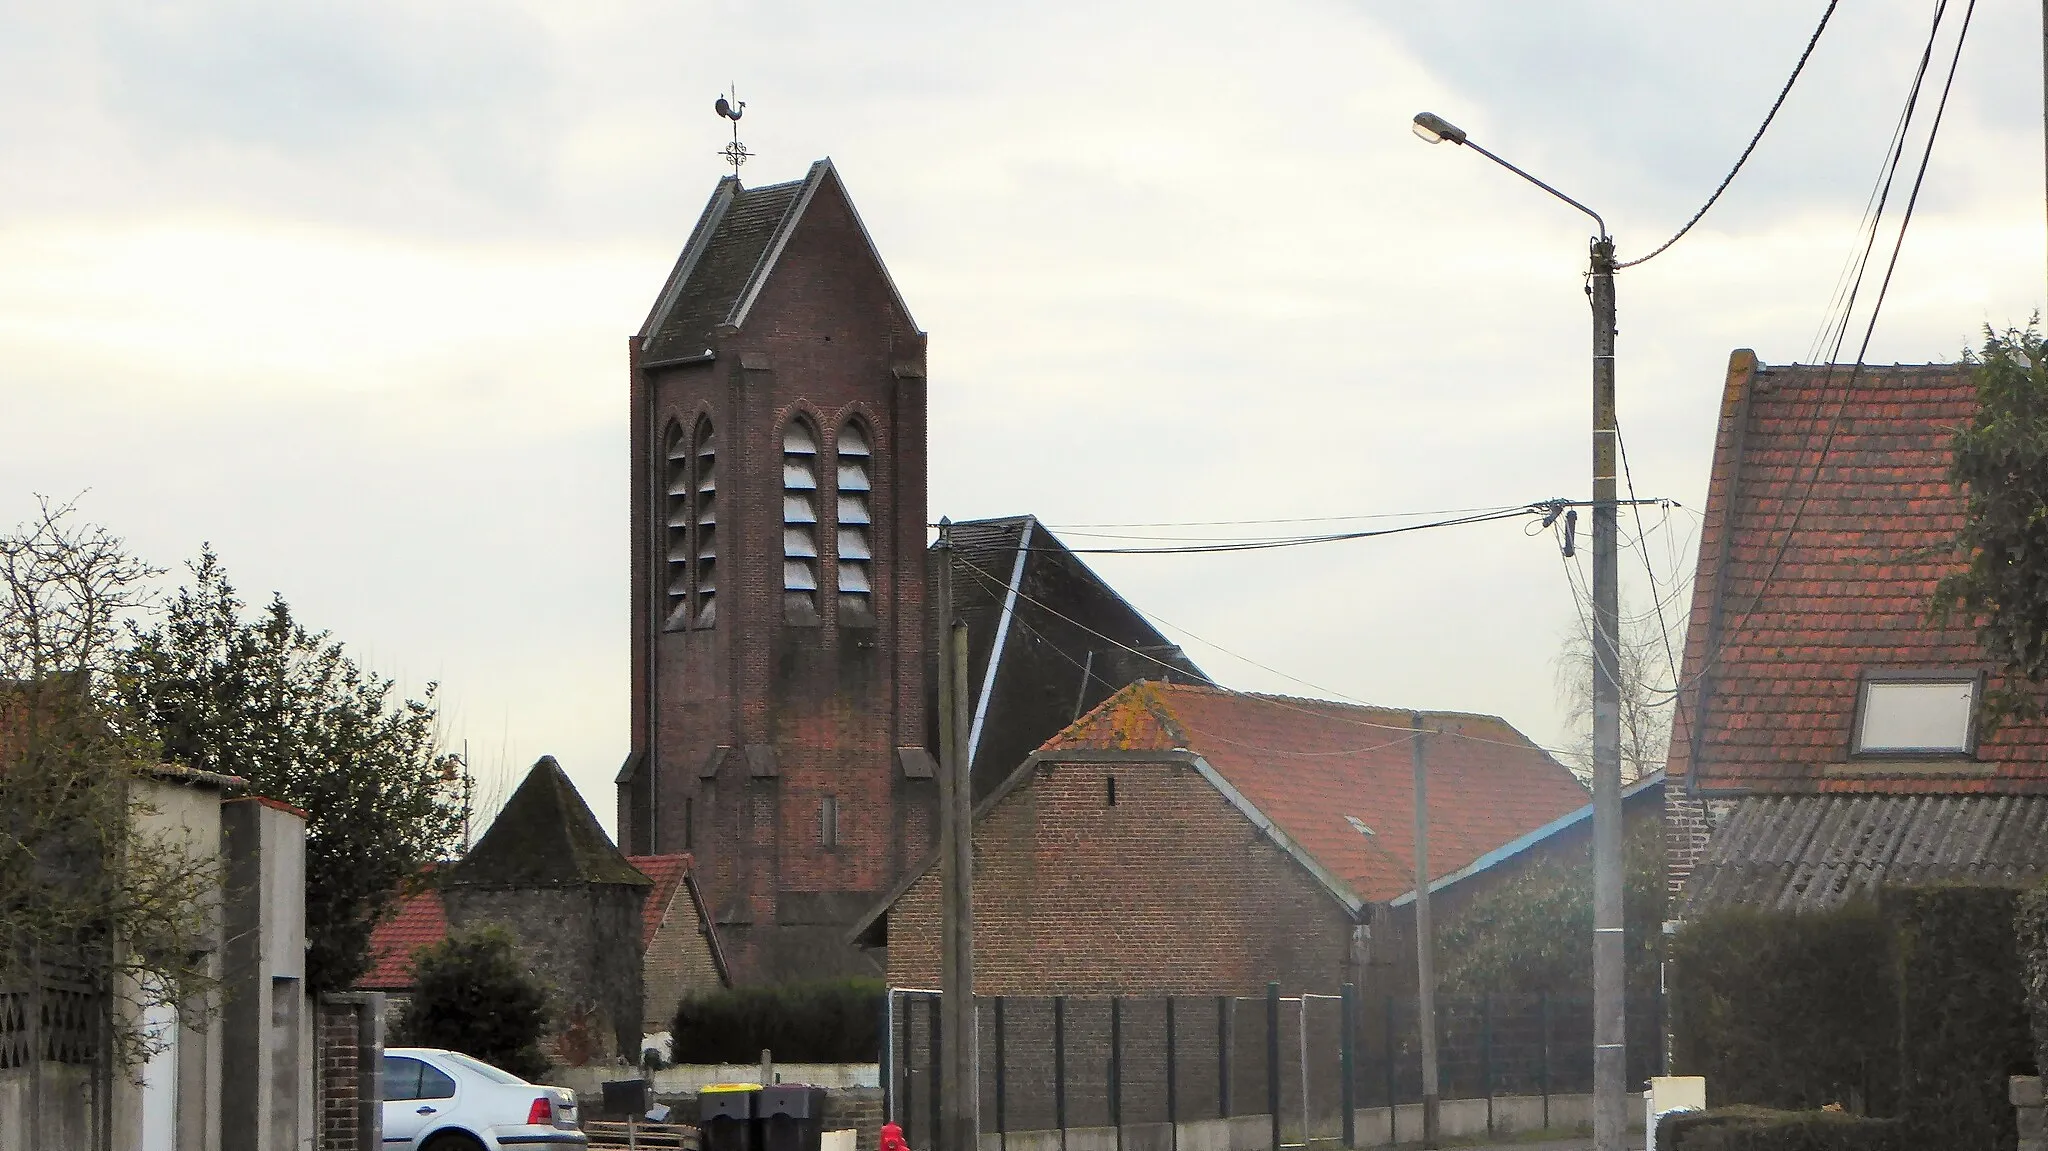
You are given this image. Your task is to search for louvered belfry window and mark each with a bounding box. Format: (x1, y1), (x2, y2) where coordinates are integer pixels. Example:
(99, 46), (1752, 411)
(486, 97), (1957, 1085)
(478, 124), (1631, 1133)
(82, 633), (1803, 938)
(836, 421), (874, 618)
(782, 418), (821, 615)
(664, 421), (691, 622)
(664, 418), (717, 627)
(692, 417), (717, 624)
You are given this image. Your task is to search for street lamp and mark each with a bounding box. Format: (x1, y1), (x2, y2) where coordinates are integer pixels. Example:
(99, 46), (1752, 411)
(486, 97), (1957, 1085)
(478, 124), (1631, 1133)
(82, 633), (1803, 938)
(1411, 111), (1627, 1151)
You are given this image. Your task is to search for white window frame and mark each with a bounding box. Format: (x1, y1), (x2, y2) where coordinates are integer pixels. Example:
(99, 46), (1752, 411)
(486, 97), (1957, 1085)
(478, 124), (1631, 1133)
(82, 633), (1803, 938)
(1849, 669), (1982, 758)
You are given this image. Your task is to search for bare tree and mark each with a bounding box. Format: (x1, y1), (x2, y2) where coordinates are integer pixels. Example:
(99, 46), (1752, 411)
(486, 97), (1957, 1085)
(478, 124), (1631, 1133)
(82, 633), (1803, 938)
(0, 497), (219, 1068)
(1553, 597), (1684, 784)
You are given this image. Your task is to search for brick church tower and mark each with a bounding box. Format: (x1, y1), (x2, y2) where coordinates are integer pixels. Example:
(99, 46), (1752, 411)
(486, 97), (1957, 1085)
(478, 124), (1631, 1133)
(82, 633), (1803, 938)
(617, 160), (934, 982)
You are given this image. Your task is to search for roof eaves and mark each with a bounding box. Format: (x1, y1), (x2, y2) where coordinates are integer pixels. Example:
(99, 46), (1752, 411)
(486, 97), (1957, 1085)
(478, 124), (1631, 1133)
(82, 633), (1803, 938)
(1186, 753), (1366, 918)
(966, 516), (1037, 772)
(638, 176), (740, 342)
(1385, 770), (1663, 908)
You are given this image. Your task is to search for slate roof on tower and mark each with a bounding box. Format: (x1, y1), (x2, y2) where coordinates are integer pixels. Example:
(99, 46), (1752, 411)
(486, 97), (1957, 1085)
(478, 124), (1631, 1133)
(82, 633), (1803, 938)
(638, 159), (917, 364)
(447, 756), (649, 889)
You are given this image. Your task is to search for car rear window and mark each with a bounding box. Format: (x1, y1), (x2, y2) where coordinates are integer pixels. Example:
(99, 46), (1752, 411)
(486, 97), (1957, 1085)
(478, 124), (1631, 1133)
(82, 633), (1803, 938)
(440, 1050), (527, 1085)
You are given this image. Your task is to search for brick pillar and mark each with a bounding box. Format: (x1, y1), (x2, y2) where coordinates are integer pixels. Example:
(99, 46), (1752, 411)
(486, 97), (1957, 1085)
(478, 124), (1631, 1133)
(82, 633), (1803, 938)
(317, 993), (385, 1151)
(1663, 794), (1714, 903)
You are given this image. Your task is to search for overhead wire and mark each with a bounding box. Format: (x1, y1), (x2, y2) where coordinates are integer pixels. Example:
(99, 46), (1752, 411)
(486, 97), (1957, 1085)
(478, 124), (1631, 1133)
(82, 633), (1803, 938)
(1653, 0), (1977, 710)
(1617, 0), (1843, 269)
(950, 550), (1591, 763)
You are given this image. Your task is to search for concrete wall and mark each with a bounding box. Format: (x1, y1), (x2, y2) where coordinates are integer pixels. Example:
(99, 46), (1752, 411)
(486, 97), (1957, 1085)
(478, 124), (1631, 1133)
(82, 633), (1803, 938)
(220, 797), (310, 1151)
(973, 1094), (1646, 1151)
(114, 771), (228, 1151)
(0, 1065), (95, 1151)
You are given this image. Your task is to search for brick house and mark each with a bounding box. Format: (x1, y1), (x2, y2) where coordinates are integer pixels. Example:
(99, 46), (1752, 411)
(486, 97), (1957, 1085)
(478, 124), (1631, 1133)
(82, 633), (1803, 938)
(617, 158), (1203, 983)
(1666, 352), (2048, 916)
(361, 771), (731, 1042)
(853, 680), (1590, 997)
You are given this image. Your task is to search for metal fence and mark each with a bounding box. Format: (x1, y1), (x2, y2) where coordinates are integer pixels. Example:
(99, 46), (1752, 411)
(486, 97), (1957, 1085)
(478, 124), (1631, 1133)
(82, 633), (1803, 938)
(885, 987), (1661, 1147)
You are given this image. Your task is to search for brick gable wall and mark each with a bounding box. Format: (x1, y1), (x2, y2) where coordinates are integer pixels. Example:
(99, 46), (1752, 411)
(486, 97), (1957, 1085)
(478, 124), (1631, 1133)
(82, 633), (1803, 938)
(641, 883), (728, 1030)
(886, 756), (1359, 996)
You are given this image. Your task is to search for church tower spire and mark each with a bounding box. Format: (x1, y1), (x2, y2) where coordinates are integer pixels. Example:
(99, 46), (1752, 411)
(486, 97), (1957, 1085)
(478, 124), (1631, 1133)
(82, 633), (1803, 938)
(621, 159), (931, 982)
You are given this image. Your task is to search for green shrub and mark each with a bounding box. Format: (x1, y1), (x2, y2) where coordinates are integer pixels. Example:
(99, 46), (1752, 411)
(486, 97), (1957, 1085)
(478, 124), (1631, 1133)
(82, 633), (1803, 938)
(671, 979), (883, 1064)
(1661, 1106), (1903, 1151)
(1668, 905), (1897, 1113)
(2016, 884), (2048, 1077)
(1884, 884), (2032, 1149)
(391, 924), (552, 1081)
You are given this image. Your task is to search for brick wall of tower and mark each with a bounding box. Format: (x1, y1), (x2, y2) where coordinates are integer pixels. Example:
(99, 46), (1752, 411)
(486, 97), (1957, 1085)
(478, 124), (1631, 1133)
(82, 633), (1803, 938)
(637, 169), (933, 983)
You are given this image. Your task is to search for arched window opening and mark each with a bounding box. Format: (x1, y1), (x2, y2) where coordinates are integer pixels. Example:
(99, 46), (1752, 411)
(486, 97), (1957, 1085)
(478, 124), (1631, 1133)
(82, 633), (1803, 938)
(836, 421), (874, 618)
(782, 419), (820, 617)
(693, 417), (717, 625)
(663, 421), (691, 623)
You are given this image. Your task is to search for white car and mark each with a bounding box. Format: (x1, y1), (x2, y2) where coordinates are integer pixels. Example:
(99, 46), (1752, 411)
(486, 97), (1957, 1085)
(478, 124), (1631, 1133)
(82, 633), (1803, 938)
(381, 1047), (587, 1150)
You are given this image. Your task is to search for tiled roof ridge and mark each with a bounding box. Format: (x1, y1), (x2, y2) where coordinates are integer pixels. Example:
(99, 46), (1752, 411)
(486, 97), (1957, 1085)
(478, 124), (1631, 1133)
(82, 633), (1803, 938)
(1144, 680), (1523, 733)
(1132, 681), (1190, 747)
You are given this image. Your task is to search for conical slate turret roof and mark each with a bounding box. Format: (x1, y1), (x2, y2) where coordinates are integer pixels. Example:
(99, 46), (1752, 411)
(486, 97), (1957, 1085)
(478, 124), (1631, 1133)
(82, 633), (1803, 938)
(448, 756), (650, 888)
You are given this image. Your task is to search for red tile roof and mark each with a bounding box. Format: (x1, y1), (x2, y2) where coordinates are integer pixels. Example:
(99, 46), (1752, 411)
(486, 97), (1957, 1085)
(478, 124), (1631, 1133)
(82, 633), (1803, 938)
(1043, 681), (1591, 902)
(356, 854), (694, 991)
(1670, 354), (2048, 794)
(360, 887), (447, 991)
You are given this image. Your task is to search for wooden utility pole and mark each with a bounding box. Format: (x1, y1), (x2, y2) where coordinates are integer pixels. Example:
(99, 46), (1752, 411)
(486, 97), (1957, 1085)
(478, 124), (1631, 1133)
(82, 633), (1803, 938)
(935, 519), (979, 1151)
(1410, 712), (1439, 1149)
(2041, 0), (2047, 306)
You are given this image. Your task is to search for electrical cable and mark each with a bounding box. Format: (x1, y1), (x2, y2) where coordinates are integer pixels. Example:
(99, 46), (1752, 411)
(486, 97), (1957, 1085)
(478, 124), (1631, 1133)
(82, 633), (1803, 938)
(1618, 0), (1842, 269)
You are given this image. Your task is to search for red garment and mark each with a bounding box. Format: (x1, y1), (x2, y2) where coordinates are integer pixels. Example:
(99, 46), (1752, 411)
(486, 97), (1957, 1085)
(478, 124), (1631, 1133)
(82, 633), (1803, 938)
(879, 1123), (910, 1151)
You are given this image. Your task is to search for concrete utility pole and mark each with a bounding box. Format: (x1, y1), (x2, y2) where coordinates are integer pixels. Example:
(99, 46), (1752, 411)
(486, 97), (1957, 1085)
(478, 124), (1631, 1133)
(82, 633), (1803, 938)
(1588, 237), (1626, 1151)
(934, 519), (979, 1151)
(1410, 111), (1626, 1151)
(1410, 712), (1439, 1149)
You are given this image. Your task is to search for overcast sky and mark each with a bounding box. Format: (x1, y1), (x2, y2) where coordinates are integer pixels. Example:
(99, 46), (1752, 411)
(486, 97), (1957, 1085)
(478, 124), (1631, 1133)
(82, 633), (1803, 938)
(6, 0), (2041, 832)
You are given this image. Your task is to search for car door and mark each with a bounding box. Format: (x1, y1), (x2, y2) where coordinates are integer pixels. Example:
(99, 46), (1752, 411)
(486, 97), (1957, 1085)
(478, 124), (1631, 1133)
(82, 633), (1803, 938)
(381, 1056), (428, 1148)
(381, 1056), (460, 1147)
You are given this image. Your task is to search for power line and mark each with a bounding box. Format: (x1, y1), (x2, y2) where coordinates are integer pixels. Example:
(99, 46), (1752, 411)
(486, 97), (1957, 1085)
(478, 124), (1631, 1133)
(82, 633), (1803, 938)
(1617, 0), (1842, 270)
(951, 552), (1591, 764)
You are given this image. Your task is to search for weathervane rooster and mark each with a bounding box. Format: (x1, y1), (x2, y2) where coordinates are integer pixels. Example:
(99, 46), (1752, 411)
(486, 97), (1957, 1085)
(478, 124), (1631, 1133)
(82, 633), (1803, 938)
(715, 87), (751, 176)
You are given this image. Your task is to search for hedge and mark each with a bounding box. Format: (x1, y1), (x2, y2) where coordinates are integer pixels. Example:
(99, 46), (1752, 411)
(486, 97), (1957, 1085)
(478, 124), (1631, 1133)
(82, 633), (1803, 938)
(1659, 1106), (1903, 1151)
(2018, 885), (2048, 1079)
(1667, 904), (1897, 1113)
(671, 979), (884, 1064)
(1884, 883), (2032, 1149)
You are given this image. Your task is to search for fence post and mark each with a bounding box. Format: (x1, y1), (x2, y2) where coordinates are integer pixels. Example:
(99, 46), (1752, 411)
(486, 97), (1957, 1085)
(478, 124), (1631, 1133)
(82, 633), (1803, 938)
(882, 991), (895, 1125)
(1219, 996), (1232, 1119)
(1482, 994), (1494, 1135)
(1340, 984), (1356, 1149)
(1111, 997), (1124, 1151)
(930, 994), (944, 1151)
(994, 996), (1007, 1151)
(1382, 996), (1396, 1145)
(1266, 984), (1281, 1151)
(1539, 992), (1551, 1133)
(1054, 995), (1068, 1151)
(1166, 996), (1180, 1151)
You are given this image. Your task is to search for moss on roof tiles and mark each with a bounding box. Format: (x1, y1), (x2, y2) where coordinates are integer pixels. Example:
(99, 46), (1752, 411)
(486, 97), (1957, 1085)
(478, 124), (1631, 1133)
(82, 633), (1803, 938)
(448, 756), (650, 888)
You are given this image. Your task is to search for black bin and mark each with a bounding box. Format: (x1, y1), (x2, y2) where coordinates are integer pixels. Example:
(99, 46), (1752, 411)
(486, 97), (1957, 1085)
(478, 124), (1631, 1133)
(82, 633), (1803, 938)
(700, 1084), (763, 1151)
(758, 1085), (828, 1151)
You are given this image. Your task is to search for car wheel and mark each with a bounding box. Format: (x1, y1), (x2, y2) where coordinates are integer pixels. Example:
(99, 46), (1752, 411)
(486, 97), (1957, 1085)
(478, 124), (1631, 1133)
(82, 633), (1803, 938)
(420, 1133), (485, 1151)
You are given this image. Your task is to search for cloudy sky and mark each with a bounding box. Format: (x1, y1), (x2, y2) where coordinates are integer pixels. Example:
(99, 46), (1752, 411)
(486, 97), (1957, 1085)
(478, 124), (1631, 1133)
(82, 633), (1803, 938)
(6, 0), (2041, 831)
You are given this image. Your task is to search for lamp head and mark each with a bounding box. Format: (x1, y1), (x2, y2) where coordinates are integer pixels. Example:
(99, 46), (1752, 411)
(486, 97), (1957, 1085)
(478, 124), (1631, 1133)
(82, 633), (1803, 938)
(1411, 112), (1467, 146)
